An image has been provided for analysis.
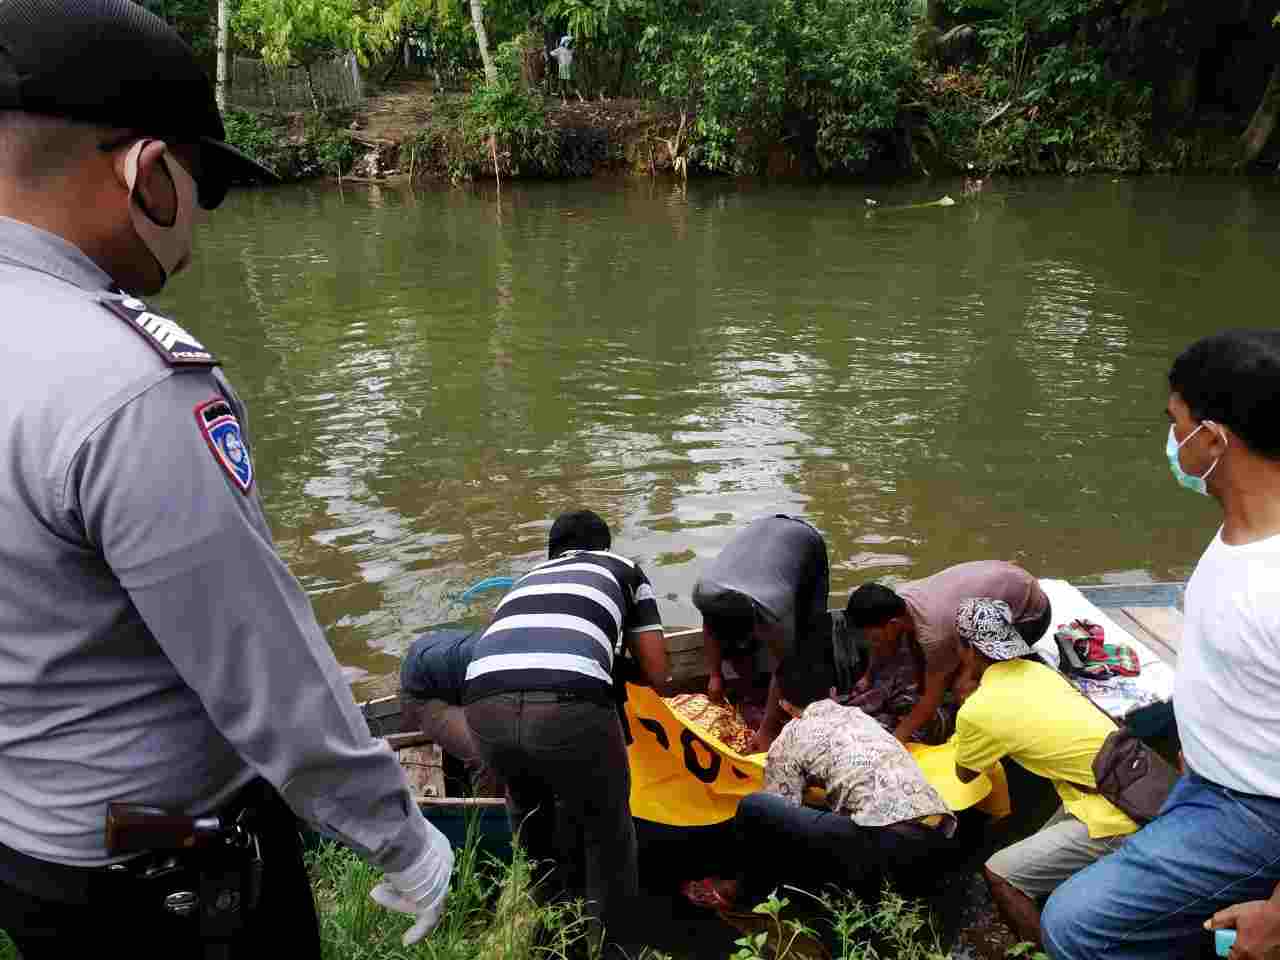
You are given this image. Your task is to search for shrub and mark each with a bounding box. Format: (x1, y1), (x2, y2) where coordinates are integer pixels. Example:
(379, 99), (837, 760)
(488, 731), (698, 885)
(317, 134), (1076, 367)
(638, 0), (915, 175)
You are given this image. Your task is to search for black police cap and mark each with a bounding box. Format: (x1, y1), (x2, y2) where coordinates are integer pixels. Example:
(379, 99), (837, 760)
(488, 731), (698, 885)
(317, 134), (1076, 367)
(0, 0), (277, 208)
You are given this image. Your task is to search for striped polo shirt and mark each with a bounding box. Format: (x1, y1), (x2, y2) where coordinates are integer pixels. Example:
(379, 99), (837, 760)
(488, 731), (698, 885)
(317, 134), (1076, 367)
(463, 550), (664, 704)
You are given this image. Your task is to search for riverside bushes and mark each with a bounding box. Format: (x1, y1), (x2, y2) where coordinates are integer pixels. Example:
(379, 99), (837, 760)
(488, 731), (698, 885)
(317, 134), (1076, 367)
(637, 0), (915, 175)
(223, 109), (357, 181)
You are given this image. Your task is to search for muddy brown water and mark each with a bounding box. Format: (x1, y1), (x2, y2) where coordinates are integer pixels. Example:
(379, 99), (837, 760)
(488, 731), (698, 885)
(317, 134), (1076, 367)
(155, 174), (1280, 697)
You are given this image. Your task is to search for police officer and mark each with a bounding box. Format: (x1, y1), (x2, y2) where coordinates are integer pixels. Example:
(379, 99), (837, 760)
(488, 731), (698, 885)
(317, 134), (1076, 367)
(0, 1), (452, 954)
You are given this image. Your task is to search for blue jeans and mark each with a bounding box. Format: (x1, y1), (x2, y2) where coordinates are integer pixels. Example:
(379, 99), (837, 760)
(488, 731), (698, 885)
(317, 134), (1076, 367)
(1042, 773), (1280, 960)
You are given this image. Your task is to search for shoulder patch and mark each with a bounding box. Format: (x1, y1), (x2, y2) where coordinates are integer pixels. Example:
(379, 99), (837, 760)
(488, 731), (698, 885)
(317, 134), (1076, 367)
(195, 398), (253, 494)
(101, 296), (216, 366)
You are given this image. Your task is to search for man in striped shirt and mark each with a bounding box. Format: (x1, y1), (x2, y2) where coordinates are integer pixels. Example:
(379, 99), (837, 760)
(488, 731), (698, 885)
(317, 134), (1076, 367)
(463, 510), (670, 936)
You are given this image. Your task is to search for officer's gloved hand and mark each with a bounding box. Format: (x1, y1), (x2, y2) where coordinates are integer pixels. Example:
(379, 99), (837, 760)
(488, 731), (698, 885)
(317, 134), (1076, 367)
(370, 823), (455, 946)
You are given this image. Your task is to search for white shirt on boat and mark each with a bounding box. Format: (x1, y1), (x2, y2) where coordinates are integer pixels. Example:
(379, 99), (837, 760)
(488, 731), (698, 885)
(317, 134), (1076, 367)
(1175, 528), (1280, 798)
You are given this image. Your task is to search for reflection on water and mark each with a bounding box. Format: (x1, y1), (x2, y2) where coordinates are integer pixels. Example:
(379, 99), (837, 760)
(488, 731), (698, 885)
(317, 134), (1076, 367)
(158, 174), (1280, 693)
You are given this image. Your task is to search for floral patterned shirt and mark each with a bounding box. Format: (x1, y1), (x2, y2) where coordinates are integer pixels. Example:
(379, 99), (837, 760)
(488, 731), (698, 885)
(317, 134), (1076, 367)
(763, 700), (953, 828)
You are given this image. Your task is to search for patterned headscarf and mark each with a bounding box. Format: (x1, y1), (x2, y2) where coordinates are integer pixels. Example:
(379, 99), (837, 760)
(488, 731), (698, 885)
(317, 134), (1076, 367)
(956, 598), (1033, 661)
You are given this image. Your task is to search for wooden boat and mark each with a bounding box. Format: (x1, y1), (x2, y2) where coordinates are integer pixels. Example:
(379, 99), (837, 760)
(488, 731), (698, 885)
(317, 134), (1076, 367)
(358, 581), (1187, 855)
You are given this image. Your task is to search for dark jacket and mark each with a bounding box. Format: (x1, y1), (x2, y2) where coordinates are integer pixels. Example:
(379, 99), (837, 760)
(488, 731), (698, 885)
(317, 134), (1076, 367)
(400, 627), (479, 705)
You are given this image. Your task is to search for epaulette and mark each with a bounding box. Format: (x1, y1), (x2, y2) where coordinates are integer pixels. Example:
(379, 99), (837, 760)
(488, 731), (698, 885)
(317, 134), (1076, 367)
(100, 294), (217, 367)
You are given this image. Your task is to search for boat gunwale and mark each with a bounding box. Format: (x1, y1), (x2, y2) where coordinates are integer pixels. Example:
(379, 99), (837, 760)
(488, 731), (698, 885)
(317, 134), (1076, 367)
(359, 580), (1185, 719)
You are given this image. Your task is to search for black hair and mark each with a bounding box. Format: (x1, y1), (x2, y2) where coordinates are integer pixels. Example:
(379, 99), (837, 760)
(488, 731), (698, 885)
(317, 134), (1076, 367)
(776, 656), (833, 710)
(845, 583), (907, 629)
(703, 608), (755, 649)
(1169, 330), (1280, 460)
(547, 509), (611, 559)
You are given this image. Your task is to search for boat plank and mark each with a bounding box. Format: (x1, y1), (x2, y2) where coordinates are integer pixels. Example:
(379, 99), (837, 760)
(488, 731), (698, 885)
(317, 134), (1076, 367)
(397, 741), (446, 799)
(1108, 608), (1179, 666)
(668, 647), (706, 685)
(1121, 606), (1185, 657)
(665, 627), (704, 653)
(1078, 583), (1184, 609)
(418, 797), (507, 808)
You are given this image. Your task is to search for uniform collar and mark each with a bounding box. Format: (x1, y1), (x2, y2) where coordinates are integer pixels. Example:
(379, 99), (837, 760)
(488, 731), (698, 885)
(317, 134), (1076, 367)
(0, 216), (113, 292)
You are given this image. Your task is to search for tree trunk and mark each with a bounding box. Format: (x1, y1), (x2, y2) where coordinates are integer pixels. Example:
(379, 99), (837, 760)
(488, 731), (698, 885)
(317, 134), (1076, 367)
(1167, 53), (1199, 120)
(469, 0), (498, 85)
(1240, 63), (1280, 168)
(615, 43), (630, 97)
(304, 63), (321, 114)
(382, 33), (405, 83)
(215, 0), (229, 111)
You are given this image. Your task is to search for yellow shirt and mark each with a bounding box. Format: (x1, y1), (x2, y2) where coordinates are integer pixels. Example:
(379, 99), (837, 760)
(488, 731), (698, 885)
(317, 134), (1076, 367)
(955, 659), (1138, 839)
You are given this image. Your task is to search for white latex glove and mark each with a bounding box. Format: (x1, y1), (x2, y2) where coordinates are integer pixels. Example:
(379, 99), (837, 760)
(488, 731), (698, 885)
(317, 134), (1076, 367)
(370, 822), (455, 946)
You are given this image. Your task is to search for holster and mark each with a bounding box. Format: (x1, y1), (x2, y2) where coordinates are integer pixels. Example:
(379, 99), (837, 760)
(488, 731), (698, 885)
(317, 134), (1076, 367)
(0, 779), (274, 958)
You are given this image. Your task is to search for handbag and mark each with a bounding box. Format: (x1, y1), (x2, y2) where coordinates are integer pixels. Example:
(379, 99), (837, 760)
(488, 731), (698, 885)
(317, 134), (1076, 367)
(1061, 673), (1178, 824)
(1091, 727), (1179, 824)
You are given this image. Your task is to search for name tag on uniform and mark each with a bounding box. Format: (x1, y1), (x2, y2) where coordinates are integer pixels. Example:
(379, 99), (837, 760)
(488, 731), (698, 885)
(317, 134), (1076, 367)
(101, 296), (216, 366)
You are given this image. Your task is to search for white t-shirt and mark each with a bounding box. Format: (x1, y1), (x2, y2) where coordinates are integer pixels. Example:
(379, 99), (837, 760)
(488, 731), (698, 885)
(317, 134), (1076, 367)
(1175, 528), (1280, 797)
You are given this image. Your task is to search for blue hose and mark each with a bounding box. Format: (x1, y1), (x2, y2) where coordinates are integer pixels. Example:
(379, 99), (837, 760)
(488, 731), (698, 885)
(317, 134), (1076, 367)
(459, 576), (517, 603)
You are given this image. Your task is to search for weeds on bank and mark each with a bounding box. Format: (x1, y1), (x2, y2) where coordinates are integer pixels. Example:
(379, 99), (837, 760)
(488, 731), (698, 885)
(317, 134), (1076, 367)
(308, 816), (603, 960)
(773, 885), (951, 960)
(312, 821), (989, 960)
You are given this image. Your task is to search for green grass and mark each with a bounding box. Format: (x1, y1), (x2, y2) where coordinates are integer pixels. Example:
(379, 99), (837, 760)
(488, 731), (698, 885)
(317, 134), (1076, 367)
(310, 814), (607, 960)
(0, 819), (988, 960)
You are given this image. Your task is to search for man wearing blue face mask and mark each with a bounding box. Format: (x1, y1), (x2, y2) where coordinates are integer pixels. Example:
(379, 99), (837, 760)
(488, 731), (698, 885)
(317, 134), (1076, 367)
(1042, 329), (1280, 960)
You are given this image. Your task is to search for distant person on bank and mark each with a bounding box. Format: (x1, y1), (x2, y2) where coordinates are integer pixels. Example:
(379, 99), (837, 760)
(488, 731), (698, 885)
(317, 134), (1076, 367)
(462, 510), (671, 938)
(400, 627), (501, 797)
(1042, 330), (1280, 960)
(693, 656), (956, 909)
(691, 514), (832, 752)
(549, 35), (574, 99)
(847, 560), (1050, 745)
(952, 598), (1137, 949)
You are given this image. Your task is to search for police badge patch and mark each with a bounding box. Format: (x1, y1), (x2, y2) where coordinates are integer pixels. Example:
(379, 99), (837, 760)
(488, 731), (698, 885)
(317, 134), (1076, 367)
(195, 399), (253, 494)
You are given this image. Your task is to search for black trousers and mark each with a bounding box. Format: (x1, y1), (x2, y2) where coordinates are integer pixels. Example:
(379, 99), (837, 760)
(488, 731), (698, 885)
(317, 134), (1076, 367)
(465, 692), (638, 931)
(0, 782), (319, 959)
(732, 792), (958, 905)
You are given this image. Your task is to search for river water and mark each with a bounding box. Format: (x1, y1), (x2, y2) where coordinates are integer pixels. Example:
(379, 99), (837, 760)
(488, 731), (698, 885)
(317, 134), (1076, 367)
(156, 174), (1280, 694)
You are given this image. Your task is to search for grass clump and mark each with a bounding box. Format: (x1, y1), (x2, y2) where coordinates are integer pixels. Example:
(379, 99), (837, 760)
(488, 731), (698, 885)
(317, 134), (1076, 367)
(778, 884), (951, 960)
(309, 814), (602, 960)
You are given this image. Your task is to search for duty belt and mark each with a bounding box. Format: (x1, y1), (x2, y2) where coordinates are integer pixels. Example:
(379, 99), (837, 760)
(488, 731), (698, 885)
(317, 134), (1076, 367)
(0, 779), (272, 920)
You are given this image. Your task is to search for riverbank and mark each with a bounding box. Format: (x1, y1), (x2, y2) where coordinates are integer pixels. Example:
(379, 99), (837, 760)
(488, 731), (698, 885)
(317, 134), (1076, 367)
(225, 65), (1269, 189)
(306, 833), (1033, 960)
(226, 81), (686, 185)
(0, 839), (1030, 959)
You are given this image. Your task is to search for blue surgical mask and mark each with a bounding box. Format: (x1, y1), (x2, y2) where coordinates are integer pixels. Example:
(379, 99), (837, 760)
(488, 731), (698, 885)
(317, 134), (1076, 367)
(1166, 423), (1222, 496)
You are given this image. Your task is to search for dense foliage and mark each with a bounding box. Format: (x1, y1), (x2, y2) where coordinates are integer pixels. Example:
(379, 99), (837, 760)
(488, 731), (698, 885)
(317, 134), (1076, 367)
(147, 0), (1280, 178)
(633, 0), (915, 173)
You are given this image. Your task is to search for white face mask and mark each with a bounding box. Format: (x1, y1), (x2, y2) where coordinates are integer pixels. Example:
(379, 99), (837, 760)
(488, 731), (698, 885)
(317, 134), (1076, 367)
(122, 140), (196, 288)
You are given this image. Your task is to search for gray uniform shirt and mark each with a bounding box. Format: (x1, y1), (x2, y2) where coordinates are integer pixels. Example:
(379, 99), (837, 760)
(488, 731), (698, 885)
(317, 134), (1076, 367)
(0, 216), (432, 871)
